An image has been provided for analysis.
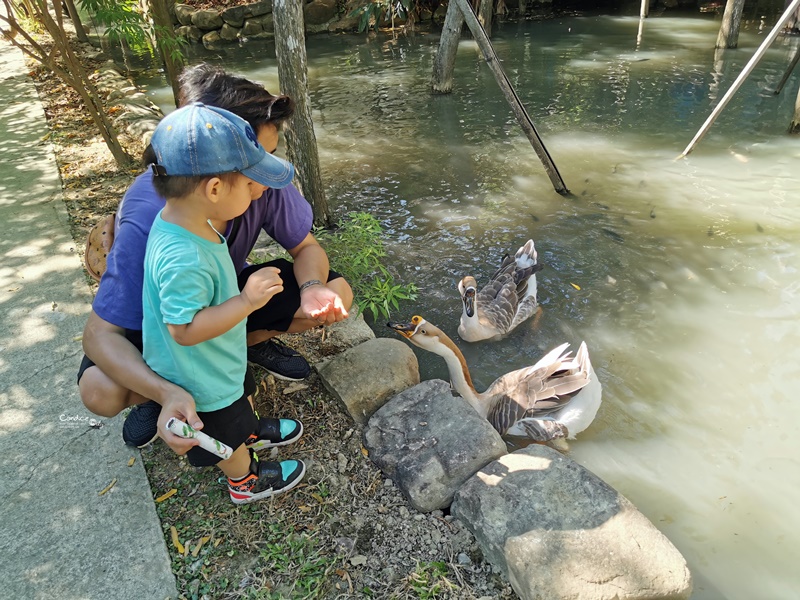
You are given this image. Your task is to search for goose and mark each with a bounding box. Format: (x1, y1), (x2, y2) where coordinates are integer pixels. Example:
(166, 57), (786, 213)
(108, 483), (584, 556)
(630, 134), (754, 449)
(458, 239), (544, 342)
(388, 316), (602, 442)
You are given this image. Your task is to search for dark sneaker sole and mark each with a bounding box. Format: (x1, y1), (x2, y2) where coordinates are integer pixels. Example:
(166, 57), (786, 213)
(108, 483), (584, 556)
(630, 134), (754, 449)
(228, 461), (306, 504)
(246, 421), (304, 451)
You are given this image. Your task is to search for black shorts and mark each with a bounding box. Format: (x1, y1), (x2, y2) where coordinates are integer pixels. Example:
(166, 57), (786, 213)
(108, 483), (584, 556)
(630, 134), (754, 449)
(77, 329), (143, 384)
(186, 370), (258, 468)
(238, 258), (342, 333)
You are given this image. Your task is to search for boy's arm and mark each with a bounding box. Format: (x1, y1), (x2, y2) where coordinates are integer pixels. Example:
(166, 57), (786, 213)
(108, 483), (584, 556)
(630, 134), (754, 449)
(168, 266), (283, 346)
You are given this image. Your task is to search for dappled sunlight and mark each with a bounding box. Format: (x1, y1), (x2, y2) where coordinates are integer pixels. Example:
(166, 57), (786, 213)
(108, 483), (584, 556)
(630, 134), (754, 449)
(477, 453), (552, 487)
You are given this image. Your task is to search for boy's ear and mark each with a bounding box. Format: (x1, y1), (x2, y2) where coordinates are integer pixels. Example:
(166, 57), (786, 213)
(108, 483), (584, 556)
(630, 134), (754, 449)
(203, 176), (224, 204)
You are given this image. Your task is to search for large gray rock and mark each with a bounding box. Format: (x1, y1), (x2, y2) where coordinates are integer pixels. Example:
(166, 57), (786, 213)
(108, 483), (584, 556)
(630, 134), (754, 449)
(221, 5), (247, 27)
(241, 18), (264, 36)
(304, 0), (338, 26)
(364, 380), (507, 513)
(176, 24), (204, 43)
(317, 337), (418, 425)
(220, 23), (241, 41)
(192, 8), (224, 30)
(174, 3), (194, 26)
(247, 0), (273, 17)
(316, 310), (375, 355)
(452, 445), (693, 600)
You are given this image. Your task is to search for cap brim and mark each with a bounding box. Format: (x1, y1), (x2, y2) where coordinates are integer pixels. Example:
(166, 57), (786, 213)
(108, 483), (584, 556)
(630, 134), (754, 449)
(241, 152), (295, 189)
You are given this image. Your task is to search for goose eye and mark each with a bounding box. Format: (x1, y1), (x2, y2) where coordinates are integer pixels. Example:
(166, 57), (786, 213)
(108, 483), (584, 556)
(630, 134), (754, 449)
(420, 329), (427, 334)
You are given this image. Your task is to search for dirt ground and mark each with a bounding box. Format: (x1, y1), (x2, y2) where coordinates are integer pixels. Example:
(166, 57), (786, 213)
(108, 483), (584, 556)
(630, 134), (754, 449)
(30, 53), (517, 600)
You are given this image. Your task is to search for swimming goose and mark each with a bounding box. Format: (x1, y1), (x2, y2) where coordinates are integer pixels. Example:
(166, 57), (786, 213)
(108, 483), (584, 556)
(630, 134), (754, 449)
(458, 239), (544, 342)
(389, 316), (602, 442)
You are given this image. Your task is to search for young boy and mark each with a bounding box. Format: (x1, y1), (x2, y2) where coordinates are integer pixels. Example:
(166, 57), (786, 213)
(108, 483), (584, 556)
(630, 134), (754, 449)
(143, 102), (305, 504)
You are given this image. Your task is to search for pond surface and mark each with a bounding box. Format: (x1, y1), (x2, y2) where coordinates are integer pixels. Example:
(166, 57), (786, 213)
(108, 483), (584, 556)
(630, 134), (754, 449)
(135, 13), (800, 599)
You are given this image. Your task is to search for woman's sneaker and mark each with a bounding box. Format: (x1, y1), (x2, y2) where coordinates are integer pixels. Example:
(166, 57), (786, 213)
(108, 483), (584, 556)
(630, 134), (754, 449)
(122, 400), (161, 448)
(246, 339), (310, 381)
(245, 416), (303, 451)
(227, 452), (305, 504)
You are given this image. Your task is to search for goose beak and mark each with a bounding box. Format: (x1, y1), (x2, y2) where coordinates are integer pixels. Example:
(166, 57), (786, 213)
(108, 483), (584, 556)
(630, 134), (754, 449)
(462, 287), (476, 318)
(387, 320), (416, 338)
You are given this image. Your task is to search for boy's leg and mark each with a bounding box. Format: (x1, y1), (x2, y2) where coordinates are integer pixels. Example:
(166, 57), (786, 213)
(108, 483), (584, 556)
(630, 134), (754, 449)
(184, 395), (305, 504)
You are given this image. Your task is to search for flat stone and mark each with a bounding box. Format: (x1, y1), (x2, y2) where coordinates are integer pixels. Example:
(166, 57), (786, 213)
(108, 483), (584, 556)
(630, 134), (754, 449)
(317, 338), (419, 425)
(364, 380), (507, 512)
(451, 445), (693, 600)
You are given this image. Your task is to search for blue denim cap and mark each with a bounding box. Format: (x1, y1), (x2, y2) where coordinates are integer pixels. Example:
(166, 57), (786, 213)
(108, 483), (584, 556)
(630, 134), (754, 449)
(149, 102), (294, 189)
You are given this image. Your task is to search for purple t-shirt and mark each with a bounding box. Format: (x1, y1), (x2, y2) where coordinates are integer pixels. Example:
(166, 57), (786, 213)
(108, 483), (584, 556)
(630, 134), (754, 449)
(93, 169), (313, 331)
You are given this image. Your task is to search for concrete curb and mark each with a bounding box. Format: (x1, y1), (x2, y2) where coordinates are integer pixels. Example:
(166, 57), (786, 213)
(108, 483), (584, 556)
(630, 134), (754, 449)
(0, 37), (177, 600)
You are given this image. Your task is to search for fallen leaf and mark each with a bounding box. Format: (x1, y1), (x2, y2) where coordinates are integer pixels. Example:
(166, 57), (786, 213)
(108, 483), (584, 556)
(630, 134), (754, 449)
(98, 478), (117, 496)
(570, 282), (581, 290)
(170, 526), (184, 554)
(192, 536), (210, 557)
(155, 488), (177, 503)
(361, 446), (369, 457)
(311, 492), (325, 504)
(127, 457), (135, 467)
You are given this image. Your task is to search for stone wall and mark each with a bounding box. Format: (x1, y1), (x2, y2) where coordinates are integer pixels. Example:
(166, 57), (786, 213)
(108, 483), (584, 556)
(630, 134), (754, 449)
(171, 0), (360, 48)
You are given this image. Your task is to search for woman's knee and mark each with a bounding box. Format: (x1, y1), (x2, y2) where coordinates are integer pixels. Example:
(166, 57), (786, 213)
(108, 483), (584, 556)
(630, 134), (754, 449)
(79, 367), (129, 417)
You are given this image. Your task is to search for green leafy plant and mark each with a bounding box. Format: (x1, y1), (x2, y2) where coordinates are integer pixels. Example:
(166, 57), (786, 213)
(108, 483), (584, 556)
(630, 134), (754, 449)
(406, 560), (457, 598)
(315, 211), (417, 321)
(78, 0), (186, 62)
(348, 0), (416, 33)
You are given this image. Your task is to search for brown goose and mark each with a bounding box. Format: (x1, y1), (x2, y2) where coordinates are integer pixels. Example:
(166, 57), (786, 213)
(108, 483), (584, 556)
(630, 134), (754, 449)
(389, 316), (602, 442)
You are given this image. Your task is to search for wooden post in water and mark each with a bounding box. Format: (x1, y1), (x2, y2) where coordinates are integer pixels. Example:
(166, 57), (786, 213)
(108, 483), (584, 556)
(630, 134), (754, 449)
(431, 0), (464, 95)
(477, 0), (493, 37)
(791, 82), (800, 134)
(774, 44), (800, 95)
(451, 0), (569, 194)
(679, 0), (800, 158)
(716, 0), (746, 49)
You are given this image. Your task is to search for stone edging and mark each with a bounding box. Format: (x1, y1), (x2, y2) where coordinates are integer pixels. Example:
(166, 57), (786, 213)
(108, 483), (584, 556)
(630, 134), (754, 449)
(171, 0), (361, 48)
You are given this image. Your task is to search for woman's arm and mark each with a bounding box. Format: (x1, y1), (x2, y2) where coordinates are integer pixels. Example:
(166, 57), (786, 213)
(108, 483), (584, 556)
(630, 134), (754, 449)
(82, 311), (202, 453)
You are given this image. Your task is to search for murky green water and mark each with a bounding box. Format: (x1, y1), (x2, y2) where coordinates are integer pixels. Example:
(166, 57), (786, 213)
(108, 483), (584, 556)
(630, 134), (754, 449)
(136, 14), (800, 598)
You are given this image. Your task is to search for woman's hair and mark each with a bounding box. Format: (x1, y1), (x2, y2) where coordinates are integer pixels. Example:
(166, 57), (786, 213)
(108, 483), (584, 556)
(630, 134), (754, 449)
(177, 63), (295, 132)
(142, 63), (294, 197)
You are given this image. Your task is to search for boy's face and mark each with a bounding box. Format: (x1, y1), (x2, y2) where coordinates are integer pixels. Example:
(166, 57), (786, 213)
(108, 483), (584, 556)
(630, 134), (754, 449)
(216, 174), (266, 221)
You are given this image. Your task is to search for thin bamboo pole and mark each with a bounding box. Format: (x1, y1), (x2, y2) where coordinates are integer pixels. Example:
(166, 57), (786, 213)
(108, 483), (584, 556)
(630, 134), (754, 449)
(679, 0), (800, 158)
(640, 0), (649, 19)
(452, 0), (568, 194)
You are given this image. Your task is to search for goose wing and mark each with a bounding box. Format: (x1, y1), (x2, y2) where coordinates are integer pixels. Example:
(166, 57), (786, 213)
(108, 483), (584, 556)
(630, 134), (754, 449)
(476, 241), (543, 335)
(484, 343), (592, 435)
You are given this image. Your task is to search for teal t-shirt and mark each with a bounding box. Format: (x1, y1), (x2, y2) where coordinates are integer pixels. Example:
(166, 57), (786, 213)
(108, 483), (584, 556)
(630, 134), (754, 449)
(142, 213), (245, 412)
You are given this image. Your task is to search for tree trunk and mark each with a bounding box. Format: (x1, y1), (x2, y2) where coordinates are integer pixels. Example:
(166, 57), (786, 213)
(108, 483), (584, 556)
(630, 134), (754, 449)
(62, 0), (88, 43)
(272, 0), (331, 226)
(430, 0), (464, 94)
(147, 0), (183, 107)
(716, 0), (746, 49)
(0, 0), (133, 167)
(477, 0), (492, 38)
(791, 81), (800, 134)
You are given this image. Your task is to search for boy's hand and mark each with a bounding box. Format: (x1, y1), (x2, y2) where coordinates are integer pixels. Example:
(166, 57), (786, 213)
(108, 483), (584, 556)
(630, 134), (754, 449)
(158, 395), (203, 455)
(241, 266), (283, 311)
(301, 285), (349, 325)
